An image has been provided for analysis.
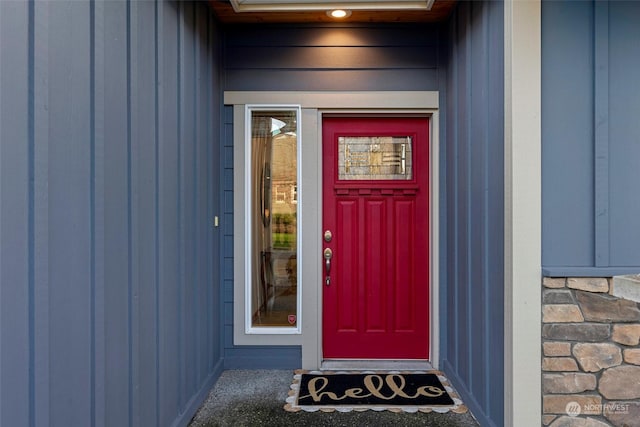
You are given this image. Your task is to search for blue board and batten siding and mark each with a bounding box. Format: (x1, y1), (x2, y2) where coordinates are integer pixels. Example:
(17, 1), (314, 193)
(442, 2), (504, 427)
(542, 0), (640, 276)
(0, 1), (222, 426)
(2, 2), (510, 427)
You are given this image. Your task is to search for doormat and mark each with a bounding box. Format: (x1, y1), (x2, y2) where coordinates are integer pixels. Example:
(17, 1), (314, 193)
(285, 370), (468, 413)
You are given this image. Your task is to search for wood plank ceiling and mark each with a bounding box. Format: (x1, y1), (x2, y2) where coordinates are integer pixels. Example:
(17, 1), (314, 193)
(207, 0), (457, 24)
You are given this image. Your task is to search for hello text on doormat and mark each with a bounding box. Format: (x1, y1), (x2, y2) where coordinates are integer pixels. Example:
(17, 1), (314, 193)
(285, 370), (468, 413)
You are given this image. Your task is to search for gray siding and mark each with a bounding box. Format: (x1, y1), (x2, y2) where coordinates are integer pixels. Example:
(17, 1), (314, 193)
(442, 2), (504, 427)
(542, 0), (640, 276)
(0, 1), (222, 426)
(221, 24), (444, 367)
(223, 24), (443, 91)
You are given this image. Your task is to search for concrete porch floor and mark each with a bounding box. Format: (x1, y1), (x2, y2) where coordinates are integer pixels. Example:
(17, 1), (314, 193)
(189, 370), (480, 427)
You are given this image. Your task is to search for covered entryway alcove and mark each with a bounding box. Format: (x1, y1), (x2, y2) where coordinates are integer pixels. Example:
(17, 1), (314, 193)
(219, 2), (507, 426)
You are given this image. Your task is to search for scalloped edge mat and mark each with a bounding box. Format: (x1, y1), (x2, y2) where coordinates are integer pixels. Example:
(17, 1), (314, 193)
(284, 369), (469, 413)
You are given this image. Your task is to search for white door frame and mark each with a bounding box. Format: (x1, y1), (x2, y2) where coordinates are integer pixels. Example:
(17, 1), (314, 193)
(318, 112), (436, 364)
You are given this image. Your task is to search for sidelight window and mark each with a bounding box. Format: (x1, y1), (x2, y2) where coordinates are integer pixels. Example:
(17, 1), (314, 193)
(246, 107), (301, 333)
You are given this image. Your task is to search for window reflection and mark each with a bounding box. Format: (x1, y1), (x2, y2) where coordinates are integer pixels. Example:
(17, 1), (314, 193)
(250, 110), (298, 328)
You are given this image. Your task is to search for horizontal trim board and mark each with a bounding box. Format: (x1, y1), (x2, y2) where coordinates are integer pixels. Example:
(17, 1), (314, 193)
(224, 91), (439, 109)
(542, 267), (640, 277)
(225, 46), (437, 70)
(224, 69), (438, 91)
(224, 26), (439, 47)
(223, 349), (302, 369)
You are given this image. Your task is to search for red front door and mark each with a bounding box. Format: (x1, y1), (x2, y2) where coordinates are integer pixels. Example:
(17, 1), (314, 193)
(322, 117), (430, 359)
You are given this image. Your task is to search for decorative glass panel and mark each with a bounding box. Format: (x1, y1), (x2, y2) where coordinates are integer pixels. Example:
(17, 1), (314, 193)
(250, 109), (299, 329)
(338, 136), (413, 180)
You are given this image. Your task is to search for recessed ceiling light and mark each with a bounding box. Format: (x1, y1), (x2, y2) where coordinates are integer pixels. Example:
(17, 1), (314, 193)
(327, 9), (351, 19)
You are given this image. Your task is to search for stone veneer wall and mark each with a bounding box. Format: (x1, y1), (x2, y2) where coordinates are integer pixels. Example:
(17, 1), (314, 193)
(542, 277), (640, 427)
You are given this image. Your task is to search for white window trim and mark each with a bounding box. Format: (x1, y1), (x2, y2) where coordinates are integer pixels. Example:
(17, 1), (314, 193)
(232, 104), (303, 345)
(243, 105), (302, 335)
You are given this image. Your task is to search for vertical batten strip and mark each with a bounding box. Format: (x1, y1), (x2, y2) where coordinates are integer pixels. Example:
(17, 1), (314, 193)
(90, 0), (107, 426)
(185, 0), (197, 398)
(103, 2), (131, 424)
(154, 0), (162, 424)
(176, 0), (185, 411)
(193, 3), (202, 387)
(89, 0), (96, 424)
(594, 1), (609, 267)
(436, 23), (447, 371)
(481, 2), (492, 415)
(0, 1), (31, 422)
(27, 1), (36, 425)
(464, 3), (473, 386)
(469, 1), (487, 398)
(157, 0), (179, 423)
(126, 0), (136, 425)
(451, 11), (460, 375)
(200, 2), (209, 387)
(206, 11), (215, 373)
(487, 2), (505, 421)
(32, 0), (50, 425)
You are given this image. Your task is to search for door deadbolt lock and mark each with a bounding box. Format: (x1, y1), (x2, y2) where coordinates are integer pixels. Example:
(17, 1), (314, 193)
(324, 230), (333, 242)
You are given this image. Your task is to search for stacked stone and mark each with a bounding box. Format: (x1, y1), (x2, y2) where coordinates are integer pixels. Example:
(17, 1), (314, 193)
(542, 277), (640, 427)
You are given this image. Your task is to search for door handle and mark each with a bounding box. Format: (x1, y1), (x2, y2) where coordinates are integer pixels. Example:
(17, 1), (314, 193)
(324, 248), (333, 285)
(324, 248), (332, 274)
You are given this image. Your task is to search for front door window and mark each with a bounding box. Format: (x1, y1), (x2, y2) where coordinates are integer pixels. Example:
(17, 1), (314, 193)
(338, 136), (413, 180)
